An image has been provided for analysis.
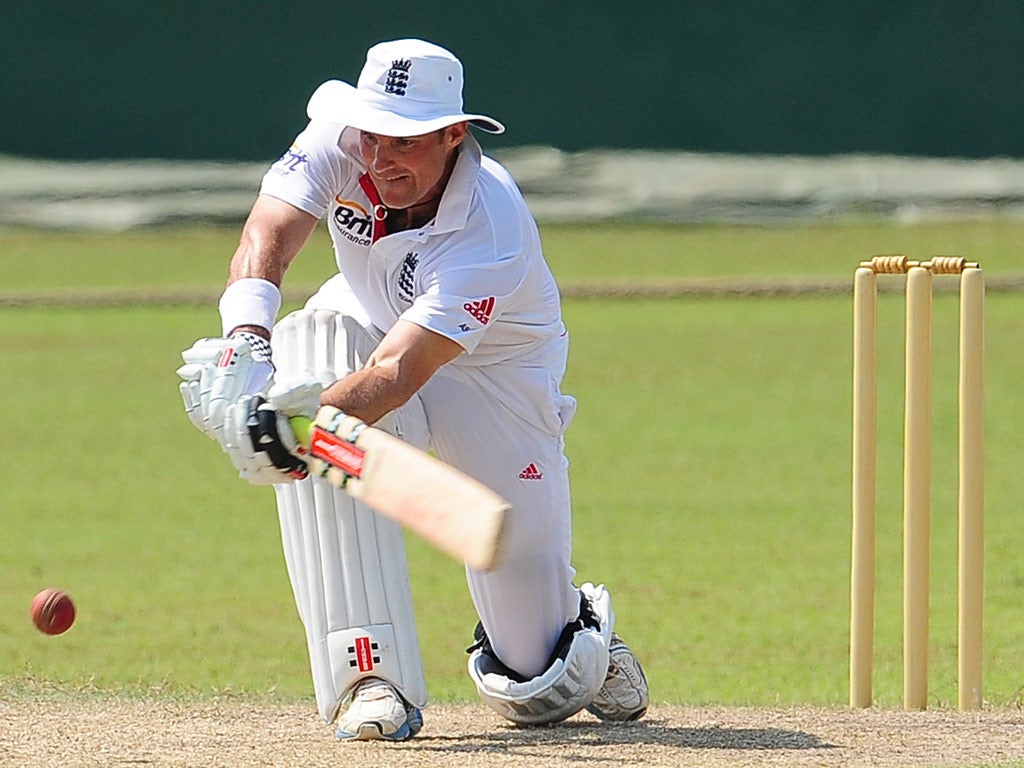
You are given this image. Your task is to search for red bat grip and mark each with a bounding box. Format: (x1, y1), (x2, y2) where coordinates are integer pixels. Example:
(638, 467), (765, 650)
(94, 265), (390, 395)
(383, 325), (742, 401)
(289, 415), (366, 478)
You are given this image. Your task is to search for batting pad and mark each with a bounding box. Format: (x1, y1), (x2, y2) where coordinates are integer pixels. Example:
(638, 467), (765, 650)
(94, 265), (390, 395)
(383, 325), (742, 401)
(272, 309), (428, 721)
(468, 582), (613, 724)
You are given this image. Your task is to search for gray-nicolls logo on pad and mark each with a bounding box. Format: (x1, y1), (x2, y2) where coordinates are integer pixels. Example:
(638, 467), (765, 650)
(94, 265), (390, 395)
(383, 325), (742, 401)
(385, 59), (412, 96)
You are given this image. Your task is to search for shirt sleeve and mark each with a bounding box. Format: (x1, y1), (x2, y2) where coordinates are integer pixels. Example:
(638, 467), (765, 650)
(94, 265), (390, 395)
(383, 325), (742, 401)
(259, 120), (352, 219)
(400, 251), (526, 355)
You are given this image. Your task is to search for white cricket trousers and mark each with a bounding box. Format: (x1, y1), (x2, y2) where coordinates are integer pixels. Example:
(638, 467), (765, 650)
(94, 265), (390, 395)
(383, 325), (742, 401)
(420, 361), (580, 679)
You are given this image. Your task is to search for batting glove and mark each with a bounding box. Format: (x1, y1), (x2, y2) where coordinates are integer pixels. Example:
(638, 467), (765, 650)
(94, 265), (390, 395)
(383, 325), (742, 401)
(219, 374), (328, 486)
(222, 395), (310, 485)
(177, 332), (275, 443)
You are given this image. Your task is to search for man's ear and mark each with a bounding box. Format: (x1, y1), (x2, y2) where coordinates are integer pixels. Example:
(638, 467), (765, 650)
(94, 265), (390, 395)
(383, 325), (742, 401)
(446, 121), (469, 148)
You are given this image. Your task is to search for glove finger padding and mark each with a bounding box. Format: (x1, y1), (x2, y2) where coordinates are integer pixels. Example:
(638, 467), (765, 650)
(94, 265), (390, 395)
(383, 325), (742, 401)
(178, 338), (233, 439)
(266, 373), (329, 418)
(223, 395), (309, 486)
(178, 372), (210, 438)
(181, 337), (232, 367)
(178, 334), (274, 443)
(206, 335), (274, 444)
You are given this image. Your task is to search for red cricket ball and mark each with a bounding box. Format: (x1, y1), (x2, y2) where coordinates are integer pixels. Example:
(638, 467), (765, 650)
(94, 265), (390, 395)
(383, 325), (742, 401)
(30, 588), (76, 635)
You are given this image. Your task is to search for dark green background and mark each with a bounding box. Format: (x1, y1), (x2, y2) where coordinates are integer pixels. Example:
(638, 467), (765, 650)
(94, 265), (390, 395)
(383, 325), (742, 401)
(3, 1), (1021, 160)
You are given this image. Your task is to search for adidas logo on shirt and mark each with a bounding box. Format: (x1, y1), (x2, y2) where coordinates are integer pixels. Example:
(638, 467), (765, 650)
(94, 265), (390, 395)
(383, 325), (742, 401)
(463, 296), (495, 325)
(518, 463), (543, 480)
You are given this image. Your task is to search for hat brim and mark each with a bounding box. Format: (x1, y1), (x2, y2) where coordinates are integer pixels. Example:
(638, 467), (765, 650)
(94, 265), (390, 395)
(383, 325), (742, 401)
(307, 80), (505, 136)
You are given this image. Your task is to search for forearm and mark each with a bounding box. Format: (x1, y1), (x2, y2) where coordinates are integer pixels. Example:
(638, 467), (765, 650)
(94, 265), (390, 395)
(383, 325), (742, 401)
(224, 229), (281, 340)
(221, 195), (319, 337)
(228, 221), (295, 287)
(319, 320), (464, 425)
(320, 367), (414, 425)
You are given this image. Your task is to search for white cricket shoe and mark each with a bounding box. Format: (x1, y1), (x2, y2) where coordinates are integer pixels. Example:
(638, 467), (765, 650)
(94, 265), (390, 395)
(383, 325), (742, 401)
(335, 677), (423, 741)
(586, 636), (649, 721)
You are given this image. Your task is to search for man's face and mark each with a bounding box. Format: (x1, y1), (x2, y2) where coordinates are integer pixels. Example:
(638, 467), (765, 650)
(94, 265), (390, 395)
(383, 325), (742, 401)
(358, 123), (467, 210)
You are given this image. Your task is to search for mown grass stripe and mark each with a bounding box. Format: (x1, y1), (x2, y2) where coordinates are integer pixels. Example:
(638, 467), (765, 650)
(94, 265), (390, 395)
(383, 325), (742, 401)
(3, 274), (1024, 307)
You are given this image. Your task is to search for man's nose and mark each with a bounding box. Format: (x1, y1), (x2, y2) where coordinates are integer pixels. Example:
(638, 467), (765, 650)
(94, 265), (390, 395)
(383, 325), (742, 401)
(370, 145), (394, 173)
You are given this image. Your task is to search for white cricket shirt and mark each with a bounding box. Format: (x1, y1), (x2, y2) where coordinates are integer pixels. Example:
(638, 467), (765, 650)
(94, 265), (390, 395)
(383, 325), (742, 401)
(260, 122), (567, 370)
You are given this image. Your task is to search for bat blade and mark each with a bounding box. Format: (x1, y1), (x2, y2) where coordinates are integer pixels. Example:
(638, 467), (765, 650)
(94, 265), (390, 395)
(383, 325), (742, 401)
(291, 409), (509, 571)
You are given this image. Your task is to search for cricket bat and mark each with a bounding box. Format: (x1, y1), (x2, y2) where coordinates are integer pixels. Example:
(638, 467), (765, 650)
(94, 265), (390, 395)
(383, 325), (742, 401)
(290, 406), (509, 572)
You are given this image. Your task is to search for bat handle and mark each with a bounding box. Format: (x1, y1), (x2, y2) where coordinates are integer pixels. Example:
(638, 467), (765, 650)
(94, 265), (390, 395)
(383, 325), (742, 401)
(289, 415), (314, 447)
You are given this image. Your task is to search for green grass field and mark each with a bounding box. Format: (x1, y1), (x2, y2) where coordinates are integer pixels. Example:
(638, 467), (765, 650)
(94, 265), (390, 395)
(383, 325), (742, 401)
(2, 218), (1023, 709)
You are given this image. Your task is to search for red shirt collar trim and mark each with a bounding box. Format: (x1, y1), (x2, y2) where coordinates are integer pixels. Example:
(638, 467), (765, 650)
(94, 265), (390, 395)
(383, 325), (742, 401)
(357, 173), (387, 244)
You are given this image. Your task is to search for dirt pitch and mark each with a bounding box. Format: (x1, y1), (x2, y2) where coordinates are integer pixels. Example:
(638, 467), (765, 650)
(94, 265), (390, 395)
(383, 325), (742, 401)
(3, 701), (1024, 768)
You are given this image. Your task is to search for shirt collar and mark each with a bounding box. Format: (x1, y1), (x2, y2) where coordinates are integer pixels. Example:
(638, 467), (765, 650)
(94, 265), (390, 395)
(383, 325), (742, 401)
(430, 133), (481, 235)
(340, 127), (481, 237)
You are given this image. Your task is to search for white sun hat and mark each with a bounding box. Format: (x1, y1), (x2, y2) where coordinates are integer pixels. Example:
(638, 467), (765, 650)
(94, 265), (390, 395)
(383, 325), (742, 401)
(307, 39), (505, 137)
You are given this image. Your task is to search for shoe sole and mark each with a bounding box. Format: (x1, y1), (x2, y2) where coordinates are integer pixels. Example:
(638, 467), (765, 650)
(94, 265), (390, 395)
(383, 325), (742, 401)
(336, 721), (413, 741)
(586, 642), (649, 722)
(585, 703), (648, 722)
(335, 707), (423, 742)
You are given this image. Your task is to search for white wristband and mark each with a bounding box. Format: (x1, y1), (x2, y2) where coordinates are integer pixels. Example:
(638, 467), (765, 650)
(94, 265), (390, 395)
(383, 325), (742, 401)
(218, 278), (282, 336)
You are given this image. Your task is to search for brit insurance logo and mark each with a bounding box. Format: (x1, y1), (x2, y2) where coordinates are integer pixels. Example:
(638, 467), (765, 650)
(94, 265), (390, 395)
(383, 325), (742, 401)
(270, 144), (309, 176)
(333, 198), (372, 246)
